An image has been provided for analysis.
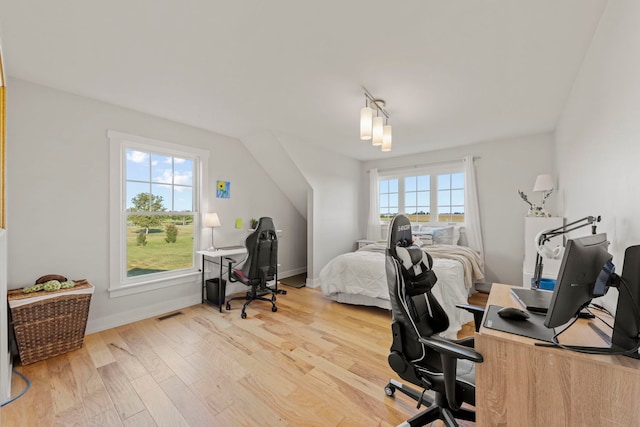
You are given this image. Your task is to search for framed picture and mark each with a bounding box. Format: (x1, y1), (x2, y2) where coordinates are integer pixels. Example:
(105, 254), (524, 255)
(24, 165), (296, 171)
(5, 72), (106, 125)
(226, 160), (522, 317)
(216, 180), (230, 199)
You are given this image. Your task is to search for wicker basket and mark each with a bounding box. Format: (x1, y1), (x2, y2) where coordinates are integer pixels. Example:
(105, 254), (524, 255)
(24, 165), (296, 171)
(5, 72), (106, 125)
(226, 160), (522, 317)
(7, 280), (94, 365)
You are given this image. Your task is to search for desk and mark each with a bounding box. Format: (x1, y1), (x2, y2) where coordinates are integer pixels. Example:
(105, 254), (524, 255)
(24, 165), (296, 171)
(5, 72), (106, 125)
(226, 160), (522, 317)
(475, 284), (640, 426)
(197, 248), (247, 311)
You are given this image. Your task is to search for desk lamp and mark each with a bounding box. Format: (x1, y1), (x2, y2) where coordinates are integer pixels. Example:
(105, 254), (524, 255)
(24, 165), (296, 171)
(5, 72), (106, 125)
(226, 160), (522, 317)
(204, 212), (221, 250)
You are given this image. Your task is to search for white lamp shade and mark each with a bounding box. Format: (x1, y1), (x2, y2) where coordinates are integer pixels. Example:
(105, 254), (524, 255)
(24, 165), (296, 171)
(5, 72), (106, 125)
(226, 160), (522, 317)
(533, 174), (554, 192)
(360, 106), (373, 140)
(204, 212), (221, 228)
(381, 124), (392, 152)
(372, 116), (384, 146)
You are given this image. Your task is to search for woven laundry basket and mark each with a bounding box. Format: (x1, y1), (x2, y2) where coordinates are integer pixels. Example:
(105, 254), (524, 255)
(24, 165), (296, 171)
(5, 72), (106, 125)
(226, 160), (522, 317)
(7, 280), (94, 365)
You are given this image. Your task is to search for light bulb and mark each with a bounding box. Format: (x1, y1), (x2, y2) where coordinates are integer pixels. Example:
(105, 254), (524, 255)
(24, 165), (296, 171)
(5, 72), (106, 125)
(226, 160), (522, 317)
(372, 116), (384, 146)
(382, 124), (392, 151)
(360, 106), (373, 140)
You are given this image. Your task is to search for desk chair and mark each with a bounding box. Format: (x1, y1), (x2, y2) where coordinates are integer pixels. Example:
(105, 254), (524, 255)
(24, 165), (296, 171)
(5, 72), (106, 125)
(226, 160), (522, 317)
(384, 214), (483, 427)
(226, 217), (286, 318)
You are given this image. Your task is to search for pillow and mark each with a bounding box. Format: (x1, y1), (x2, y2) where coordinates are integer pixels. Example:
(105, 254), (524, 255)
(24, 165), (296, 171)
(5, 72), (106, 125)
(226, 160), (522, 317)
(418, 226), (456, 245)
(457, 226), (468, 247)
(431, 226), (456, 245)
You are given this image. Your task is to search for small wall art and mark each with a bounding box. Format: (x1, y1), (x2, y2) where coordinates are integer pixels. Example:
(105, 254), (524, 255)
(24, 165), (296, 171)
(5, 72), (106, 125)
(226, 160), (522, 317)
(216, 180), (230, 198)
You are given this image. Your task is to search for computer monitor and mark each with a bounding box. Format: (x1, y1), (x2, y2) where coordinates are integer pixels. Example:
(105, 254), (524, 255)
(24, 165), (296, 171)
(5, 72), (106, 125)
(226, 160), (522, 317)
(544, 233), (612, 329)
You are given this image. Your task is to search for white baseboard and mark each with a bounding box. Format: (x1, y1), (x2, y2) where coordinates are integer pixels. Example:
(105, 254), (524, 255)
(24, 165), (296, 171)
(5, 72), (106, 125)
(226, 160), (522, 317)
(85, 265), (308, 334)
(306, 277), (321, 288)
(85, 293), (201, 334)
(279, 267), (306, 279)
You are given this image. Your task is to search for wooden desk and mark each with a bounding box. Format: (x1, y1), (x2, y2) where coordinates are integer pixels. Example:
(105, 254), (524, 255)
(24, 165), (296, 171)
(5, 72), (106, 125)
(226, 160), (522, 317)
(197, 248), (247, 311)
(475, 283), (640, 426)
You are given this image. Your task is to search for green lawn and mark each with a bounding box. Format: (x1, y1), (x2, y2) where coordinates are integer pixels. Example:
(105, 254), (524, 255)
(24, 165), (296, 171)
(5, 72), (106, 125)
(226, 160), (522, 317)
(127, 224), (194, 276)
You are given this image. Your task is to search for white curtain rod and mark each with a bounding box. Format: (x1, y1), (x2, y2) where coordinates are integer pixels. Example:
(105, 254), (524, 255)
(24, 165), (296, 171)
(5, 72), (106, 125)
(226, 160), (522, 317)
(368, 156), (479, 174)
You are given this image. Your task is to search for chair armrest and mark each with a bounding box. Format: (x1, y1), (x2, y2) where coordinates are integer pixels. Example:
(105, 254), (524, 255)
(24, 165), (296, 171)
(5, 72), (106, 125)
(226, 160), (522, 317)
(418, 335), (483, 363)
(420, 334), (483, 412)
(456, 303), (486, 332)
(452, 336), (474, 348)
(456, 303), (485, 315)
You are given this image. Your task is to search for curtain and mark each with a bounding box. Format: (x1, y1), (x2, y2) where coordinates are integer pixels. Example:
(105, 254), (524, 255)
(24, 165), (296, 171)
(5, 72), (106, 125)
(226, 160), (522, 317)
(464, 156), (484, 261)
(366, 168), (382, 241)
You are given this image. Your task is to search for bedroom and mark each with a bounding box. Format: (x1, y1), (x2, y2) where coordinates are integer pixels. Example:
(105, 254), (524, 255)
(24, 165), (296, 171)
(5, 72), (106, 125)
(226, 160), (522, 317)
(2, 0), (640, 425)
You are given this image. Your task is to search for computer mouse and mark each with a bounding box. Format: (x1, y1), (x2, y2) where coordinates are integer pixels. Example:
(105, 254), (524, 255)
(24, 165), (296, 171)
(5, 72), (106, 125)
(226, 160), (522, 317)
(497, 306), (530, 321)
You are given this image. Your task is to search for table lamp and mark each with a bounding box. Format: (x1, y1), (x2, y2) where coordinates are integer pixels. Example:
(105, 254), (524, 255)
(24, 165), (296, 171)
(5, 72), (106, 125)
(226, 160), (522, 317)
(204, 212), (221, 250)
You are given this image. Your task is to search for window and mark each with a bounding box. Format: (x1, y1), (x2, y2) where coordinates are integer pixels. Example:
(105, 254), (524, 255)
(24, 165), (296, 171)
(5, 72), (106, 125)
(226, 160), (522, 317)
(379, 164), (464, 224)
(109, 131), (209, 297)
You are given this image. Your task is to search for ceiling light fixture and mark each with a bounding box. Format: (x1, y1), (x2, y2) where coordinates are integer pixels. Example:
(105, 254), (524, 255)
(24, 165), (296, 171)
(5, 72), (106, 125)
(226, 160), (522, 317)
(360, 87), (392, 152)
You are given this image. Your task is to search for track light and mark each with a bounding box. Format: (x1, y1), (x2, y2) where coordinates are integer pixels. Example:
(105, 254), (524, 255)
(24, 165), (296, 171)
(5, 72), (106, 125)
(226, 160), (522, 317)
(360, 87), (392, 152)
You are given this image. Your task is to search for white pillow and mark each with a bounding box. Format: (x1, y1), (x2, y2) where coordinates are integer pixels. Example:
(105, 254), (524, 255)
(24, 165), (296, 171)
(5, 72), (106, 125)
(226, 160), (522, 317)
(414, 234), (433, 246)
(419, 226), (457, 245)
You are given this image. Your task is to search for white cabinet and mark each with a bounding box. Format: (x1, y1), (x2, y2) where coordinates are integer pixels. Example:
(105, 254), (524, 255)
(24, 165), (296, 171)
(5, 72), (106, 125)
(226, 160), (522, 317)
(522, 217), (564, 288)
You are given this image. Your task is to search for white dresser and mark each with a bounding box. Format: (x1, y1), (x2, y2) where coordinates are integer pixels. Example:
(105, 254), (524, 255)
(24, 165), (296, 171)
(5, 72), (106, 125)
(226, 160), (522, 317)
(522, 217), (564, 288)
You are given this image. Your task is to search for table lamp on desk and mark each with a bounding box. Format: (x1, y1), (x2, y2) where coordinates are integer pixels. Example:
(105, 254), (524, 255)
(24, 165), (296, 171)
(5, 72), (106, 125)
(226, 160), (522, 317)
(204, 212), (221, 250)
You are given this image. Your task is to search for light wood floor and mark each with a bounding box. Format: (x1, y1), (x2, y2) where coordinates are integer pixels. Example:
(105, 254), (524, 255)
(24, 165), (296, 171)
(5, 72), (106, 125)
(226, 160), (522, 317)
(1, 286), (485, 427)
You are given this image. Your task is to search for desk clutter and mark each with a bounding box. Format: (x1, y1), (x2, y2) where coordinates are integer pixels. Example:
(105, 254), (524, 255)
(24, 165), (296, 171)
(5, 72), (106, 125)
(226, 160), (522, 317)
(8, 278), (94, 364)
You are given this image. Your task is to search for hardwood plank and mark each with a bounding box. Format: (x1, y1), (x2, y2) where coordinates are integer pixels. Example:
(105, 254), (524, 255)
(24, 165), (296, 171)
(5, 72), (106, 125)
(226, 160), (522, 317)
(122, 410), (157, 427)
(46, 354), (82, 416)
(67, 350), (115, 419)
(158, 375), (215, 427)
(150, 343), (202, 386)
(100, 328), (149, 381)
(130, 374), (190, 427)
(84, 333), (116, 368)
(97, 362), (146, 420)
(118, 323), (176, 384)
(2, 363), (55, 427)
(87, 407), (125, 427)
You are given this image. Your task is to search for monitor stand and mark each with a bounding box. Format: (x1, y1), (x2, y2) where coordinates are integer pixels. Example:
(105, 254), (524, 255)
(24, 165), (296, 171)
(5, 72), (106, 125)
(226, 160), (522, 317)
(612, 245), (640, 359)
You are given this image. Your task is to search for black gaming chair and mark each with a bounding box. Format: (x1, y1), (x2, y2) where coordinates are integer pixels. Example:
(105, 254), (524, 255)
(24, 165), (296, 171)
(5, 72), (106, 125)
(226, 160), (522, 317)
(226, 217), (286, 318)
(384, 214), (483, 427)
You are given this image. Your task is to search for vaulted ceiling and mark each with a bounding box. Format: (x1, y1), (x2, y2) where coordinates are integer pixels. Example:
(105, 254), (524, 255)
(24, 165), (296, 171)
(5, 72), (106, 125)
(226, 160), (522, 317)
(0, 0), (607, 160)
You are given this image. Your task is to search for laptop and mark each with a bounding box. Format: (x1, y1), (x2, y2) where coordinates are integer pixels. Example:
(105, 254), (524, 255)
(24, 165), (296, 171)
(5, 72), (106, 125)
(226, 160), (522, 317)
(216, 245), (245, 250)
(510, 287), (553, 313)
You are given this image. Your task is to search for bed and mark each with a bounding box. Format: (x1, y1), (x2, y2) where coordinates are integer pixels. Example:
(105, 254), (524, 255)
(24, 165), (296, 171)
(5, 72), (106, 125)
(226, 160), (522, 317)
(319, 240), (485, 338)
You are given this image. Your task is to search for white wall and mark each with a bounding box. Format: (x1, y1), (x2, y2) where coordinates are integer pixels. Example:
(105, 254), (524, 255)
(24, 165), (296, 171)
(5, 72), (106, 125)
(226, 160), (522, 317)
(279, 135), (362, 283)
(363, 133), (556, 286)
(5, 78), (306, 332)
(555, 0), (640, 311)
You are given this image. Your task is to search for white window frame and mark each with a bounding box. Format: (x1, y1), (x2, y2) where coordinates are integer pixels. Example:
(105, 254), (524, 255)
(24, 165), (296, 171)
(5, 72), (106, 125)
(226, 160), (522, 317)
(108, 130), (209, 298)
(378, 161), (465, 225)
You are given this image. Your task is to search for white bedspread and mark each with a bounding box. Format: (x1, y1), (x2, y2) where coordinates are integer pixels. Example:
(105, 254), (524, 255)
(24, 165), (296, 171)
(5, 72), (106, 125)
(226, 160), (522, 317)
(319, 246), (478, 338)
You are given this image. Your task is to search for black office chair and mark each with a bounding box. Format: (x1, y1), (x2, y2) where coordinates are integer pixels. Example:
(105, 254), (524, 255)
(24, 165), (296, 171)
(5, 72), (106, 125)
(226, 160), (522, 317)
(226, 217), (286, 318)
(384, 214), (483, 427)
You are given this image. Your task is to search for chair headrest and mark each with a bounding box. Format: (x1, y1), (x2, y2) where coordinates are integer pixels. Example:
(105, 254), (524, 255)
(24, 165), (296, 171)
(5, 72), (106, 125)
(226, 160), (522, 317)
(255, 217), (276, 234)
(387, 214), (413, 249)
